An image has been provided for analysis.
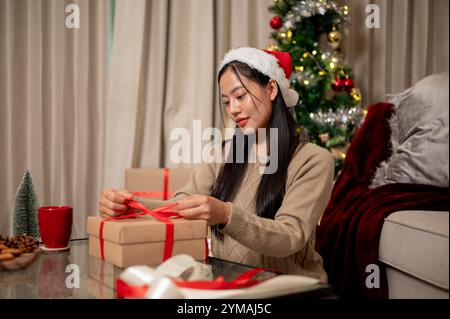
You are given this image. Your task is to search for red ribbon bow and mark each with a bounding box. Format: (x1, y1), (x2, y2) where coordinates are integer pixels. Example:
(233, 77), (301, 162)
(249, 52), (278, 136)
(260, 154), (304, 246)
(99, 200), (209, 265)
(99, 200), (180, 262)
(116, 267), (270, 298)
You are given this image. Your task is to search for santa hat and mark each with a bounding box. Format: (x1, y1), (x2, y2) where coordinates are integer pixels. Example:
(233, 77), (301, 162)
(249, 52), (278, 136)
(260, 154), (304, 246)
(218, 47), (299, 107)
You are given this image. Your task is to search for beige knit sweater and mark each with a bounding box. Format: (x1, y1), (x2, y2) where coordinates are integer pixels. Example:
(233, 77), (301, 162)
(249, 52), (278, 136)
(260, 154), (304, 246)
(138, 142), (334, 282)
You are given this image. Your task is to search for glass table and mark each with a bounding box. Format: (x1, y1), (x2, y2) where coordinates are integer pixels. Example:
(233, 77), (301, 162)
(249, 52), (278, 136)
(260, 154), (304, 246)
(0, 239), (333, 299)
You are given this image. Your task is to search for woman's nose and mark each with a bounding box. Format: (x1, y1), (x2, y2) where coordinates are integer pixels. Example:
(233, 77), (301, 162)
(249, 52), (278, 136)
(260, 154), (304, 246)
(229, 101), (241, 115)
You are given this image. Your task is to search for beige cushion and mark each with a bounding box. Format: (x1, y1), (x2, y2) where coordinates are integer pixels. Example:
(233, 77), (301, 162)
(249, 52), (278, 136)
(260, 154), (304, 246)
(379, 210), (449, 290)
(371, 73), (449, 189)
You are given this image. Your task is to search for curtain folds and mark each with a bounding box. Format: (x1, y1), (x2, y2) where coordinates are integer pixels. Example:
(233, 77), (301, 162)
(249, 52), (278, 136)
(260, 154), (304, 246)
(343, 0), (449, 105)
(0, 0), (109, 238)
(0, 0), (448, 239)
(104, 0), (273, 190)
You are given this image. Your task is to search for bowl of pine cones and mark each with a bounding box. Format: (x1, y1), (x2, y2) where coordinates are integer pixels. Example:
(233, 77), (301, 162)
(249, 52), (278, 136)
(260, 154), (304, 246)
(0, 235), (42, 271)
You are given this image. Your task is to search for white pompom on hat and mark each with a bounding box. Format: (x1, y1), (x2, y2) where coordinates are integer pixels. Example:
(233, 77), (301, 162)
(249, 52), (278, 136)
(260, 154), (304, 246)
(218, 47), (299, 107)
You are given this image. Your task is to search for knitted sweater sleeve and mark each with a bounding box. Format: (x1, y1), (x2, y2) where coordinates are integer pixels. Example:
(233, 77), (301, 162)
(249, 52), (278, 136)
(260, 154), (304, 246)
(220, 145), (334, 258)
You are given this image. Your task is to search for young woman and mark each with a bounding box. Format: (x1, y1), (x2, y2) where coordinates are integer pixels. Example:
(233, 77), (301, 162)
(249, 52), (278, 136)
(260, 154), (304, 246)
(98, 47), (334, 282)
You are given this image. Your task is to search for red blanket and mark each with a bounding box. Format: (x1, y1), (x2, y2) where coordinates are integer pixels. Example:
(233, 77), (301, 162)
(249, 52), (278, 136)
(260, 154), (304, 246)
(315, 102), (449, 299)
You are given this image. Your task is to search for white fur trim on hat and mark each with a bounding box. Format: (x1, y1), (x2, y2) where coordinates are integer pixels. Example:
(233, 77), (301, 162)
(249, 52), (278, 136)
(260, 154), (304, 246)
(218, 47), (299, 107)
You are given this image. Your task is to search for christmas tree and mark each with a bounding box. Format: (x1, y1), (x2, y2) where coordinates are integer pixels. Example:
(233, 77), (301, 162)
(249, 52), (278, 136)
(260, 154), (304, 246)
(267, 0), (365, 175)
(12, 170), (40, 239)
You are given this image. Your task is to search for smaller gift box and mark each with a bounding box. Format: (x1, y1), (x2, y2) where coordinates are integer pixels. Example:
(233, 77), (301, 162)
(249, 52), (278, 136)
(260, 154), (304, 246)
(87, 215), (207, 268)
(125, 167), (193, 200)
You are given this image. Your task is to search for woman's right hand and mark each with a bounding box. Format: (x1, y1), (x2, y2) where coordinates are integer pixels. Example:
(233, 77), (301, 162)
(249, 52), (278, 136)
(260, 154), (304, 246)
(98, 188), (133, 219)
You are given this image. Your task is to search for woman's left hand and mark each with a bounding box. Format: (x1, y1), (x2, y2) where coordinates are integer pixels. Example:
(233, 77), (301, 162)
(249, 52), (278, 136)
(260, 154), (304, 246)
(175, 194), (231, 226)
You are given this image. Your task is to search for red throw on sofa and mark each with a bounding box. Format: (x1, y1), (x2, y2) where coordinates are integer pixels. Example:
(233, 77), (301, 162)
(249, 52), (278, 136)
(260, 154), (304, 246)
(315, 102), (449, 299)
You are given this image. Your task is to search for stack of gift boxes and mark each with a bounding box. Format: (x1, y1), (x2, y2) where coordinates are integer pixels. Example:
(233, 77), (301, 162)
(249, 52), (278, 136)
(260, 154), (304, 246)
(87, 215), (208, 289)
(87, 168), (208, 289)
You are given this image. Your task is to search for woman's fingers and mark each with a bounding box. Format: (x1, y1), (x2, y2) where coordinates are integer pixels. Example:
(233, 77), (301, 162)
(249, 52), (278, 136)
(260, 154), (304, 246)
(177, 207), (204, 218)
(100, 197), (127, 212)
(103, 189), (120, 203)
(100, 211), (111, 219)
(182, 212), (213, 225)
(99, 188), (133, 218)
(103, 188), (131, 205)
(117, 189), (133, 200)
(98, 204), (121, 219)
(176, 195), (206, 210)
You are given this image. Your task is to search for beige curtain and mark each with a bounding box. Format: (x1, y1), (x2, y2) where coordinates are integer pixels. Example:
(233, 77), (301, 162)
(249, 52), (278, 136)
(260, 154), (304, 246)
(0, 0), (108, 238)
(106, 0), (450, 192)
(2, 0), (448, 239)
(104, 0), (273, 189)
(342, 0), (449, 105)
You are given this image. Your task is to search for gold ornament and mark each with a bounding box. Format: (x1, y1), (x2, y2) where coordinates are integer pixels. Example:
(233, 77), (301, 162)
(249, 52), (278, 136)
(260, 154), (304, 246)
(265, 44), (279, 51)
(343, 5), (349, 15)
(330, 144), (349, 160)
(327, 27), (342, 50)
(350, 88), (362, 103)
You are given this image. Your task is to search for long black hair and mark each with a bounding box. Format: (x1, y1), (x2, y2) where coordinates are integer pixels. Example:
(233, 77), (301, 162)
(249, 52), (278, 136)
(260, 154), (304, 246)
(212, 61), (306, 239)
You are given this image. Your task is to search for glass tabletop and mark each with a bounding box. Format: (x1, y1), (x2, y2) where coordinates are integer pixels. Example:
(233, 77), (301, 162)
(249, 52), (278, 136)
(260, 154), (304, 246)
(0, 239), (332, 299)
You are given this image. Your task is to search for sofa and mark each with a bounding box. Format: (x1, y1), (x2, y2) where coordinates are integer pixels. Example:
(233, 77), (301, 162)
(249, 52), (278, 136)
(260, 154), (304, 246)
(374, 73), (449, 299)
(379, 210), (449, 298)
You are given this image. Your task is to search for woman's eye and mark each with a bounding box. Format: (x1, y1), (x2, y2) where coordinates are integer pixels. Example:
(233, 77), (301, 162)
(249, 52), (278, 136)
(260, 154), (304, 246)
(237, 93), (246, 100)
(223, 101), (230, 106)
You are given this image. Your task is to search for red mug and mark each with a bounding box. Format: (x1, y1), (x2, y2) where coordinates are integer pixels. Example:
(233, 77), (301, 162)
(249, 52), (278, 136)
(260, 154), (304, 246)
(38, 206), (73, 249)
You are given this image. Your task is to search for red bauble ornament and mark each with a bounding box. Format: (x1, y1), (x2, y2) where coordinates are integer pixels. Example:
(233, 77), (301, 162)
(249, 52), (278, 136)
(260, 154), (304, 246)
(270, 16), (283, 30)
(343, 78), (355, 92)
(331, 77), (346, 92)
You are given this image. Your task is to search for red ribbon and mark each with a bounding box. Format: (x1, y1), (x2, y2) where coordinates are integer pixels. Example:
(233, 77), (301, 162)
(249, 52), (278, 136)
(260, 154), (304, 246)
(163, 167), (169, 200)
(99, 201), (180, 262)
(131, 167), (172, 200)
(174, 267), (266, 290)
(116, 267), (270, 298)
(116, 279), (149, 298)
(132, 191), (174, 199)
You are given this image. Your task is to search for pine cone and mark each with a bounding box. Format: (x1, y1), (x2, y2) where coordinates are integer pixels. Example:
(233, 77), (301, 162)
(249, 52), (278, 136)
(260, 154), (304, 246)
(0, 235), (39, 253)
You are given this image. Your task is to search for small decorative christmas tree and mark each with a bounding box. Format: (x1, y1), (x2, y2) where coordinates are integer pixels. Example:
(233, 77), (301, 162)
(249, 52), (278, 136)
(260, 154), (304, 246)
(12, 170), (40, 239)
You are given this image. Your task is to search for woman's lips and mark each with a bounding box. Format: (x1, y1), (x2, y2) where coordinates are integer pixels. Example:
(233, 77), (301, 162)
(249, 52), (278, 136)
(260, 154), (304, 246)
(236, 118), (249, 126)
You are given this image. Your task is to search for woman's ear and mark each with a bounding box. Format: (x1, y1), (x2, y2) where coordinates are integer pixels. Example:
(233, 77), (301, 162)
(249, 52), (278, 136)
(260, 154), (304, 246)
(268, 79), (278, 102)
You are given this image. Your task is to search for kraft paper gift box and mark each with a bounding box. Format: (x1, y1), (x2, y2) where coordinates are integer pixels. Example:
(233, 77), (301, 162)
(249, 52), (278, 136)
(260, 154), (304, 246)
(124, 167), (213, 241)
(87, 215), (207, 268)
(125, 167), (193, 199)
